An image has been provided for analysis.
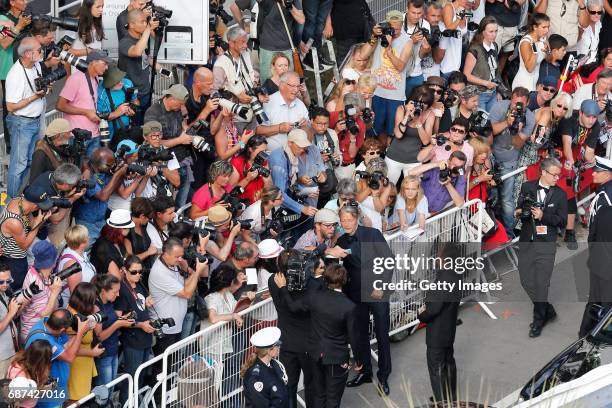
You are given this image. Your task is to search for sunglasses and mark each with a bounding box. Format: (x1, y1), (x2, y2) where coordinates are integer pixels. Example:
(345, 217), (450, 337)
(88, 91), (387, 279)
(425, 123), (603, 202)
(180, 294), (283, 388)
(556, 104), (569, 111)
(588, 9), (603, 14)
(430, 87), (444, 95)
(542, 86), (557, 93)
(344, 79), (356, 85)
(366, 150), (381, 155)
(322, 222), (338, 228)
(128, 269), (143, 275)
(450, 127), (466, 135)
(0, 278), (14, 285)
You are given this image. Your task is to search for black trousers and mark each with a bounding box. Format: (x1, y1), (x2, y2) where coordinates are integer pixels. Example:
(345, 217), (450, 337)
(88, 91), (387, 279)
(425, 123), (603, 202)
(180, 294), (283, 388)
(518, 242), (557, 326)
(579, 269), (612, 337)
(312, 358), (349, 408)
(333, 37), (362, 68)
(280, 349), (315, 408)
(353, 301), (391, 380)
(427, 346), (457, 402)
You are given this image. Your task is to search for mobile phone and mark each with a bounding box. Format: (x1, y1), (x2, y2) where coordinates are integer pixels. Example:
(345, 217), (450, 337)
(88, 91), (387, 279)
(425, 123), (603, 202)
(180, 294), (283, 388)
(159, 68), (172, 78)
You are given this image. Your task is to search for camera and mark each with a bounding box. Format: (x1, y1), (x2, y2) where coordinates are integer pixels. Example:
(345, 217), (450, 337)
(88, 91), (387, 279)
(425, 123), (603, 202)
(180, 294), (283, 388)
(441, 29), (461, 39)
(420, 26), (442, 48)
(10, 282), (41, 303)
(377, 22), (395, 48)
(145, 1), (172, 28)
(439, 164), (463, 183)
(53, 262), (82, 281)
(245, 151), (271, 178)
(519, 193), (544, 220)
(509, 102), (526, 135)
(343, 104), (360, 135)
(0, 25), (15, 39)
(285, 250), (319, 291)
(43, 35), (75, 60)
(25, 13), (79, 31)
(58, 50), (88, 73)
(150, 317), (176, 338)
(235, 218), (253, 230)
(469, 110), (491, 136)
(138, 145), (173, 164)
(220, 186), (247, 216)
(209, 3), (232, 25)
(492, 78), (511, 100)
(216, 98), (252, 122)
(126, 163), (147, 176)
(433, 134), (447, 146)
(246, 89), (269, 124)
(456, 10), (473, 20)
(76, 179), (95, 191)
(281, 0), (294, 9)
(211, 34), (229, 51)
(72, 128), (92, 143)
(71, 311), (107, 331)
(489, 162), (503, 186)
(321, 147), (340, 167)
(368, 171), (389, 190)
(99, 119), (110, 141)
(412, 100), (425, 117)
(362, 107), (374, 125)
(124, 86), (139, 113)
(51, 197), (72, 209)
(441, 89), (459, 108)
(34, 66), (67, 92)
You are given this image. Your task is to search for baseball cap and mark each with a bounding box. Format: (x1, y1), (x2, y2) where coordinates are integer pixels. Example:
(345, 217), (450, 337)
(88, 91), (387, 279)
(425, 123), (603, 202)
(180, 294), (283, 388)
(538, 76), (558, 88)
(314, 208), (339, 224)
(580, 99), (601, 116)
(288, 128), (311, 148)
(116, 139), (139, 156)
(32, 240), (58, 270)
(163, 84), (189, 100)
(46, 118), (71, 137)
(143, 121), (163, 136)
(23, 184), (53, 211)
(86, 50), (112, 64)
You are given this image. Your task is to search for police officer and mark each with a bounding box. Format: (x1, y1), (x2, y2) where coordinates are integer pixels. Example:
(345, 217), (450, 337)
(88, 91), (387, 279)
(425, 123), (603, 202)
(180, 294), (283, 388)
(242, 327), (290, 408)
(579, 156), (612, 337)
(516, 157), (568, 338)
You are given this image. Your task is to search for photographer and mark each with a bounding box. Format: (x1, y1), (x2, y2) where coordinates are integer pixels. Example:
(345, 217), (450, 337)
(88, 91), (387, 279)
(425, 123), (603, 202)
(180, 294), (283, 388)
(440, 0), (475, 79)
(0, 263), (19, 377)
(116, 0), (153, 41)
(258, 71), (310, 152)
(240, 186), (284, 243)
(329, 92), (367, 180)
(57, 225), (97, 306)
(91, 210), (133, 279)
(56, 51), (112, 156)
(421, 2), (444, 80)
(72, 147), (129, 244)
(5, 37), (47, 198)
(0, 185), (53, 290)
(310, 107), (342, 202)
(438, 71), (466, 133)
(571, 68), (612, 115)
(70, 0), (105, 58)
(360, 11), (414, 143)
(139, 121), (181, 200)
(107, 140), (151, 213)
(24, 308), (91, 408)
(268, 129), (319, 217)
(149, 238), (203, 352)
(490, 86), (535, 235)
(118, 9), (160, 124)
(402, 0), (430, 98)
(386, 86), (434, 184)
(96, 65), (138, 146)
(146, 196), (176, 251)
(144, 84), (194, 207)
(203, 206), (242, 265)
(417, 117), (474, 171)
(528, 76), (559, 111)
(19, 240), (63, 344)
(356, 158), (393, 231)
(455, 85), (480, 128)
(408, 151), (467, 213)
(190, 160), (236, 220)
(230, 135), (273, 205)
(516, 158), (567, 337)
(29, 119), (75, 183)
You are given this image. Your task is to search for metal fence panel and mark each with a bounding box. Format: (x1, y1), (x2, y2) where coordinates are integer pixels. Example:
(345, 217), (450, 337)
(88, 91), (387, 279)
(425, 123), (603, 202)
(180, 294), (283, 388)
(65, 373), (134, 408)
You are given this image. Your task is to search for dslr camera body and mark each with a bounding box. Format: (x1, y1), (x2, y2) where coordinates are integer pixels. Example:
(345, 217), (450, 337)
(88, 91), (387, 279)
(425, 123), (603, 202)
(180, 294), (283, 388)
(377, 22), (395, 48)
(519, 193), (544, 220)
(343, 104), (360, 135)
(509, 102), (527, 135)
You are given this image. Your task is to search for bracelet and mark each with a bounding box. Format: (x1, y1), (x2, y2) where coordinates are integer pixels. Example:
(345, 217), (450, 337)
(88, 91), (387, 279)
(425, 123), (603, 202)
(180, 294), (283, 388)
(579, 5), (586, 9)
(239, 141), (245, 149)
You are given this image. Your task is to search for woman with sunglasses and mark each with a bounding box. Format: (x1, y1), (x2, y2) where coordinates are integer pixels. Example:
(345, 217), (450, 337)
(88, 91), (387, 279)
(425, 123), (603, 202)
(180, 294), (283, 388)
(512, 13), (551, 92)
(115, 256), (156, 401)
(576, 0), (604, 65)
(214, 104), (256, 161)
(91, 210), (133, 279)
(231, 135), (273, 205)
(239, 186), (284, 244)
(463, 16), (500, 112)
(354, 138), (384, 175)
(512, 92), (574, 208)
(325, 78), (357, 112)
(57, 225), (97, 307)
(563, 48), (612, 94)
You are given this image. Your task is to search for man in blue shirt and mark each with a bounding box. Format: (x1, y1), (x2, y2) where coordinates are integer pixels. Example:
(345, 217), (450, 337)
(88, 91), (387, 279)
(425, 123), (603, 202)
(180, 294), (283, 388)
(25, 309), (89, 408)
(73, 147), (128, 245)
(97, 64), (138, 143)
(268, 129), (319, 217)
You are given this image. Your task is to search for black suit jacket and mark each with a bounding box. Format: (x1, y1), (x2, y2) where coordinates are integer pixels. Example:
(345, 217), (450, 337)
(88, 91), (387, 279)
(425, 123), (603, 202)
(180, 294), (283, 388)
(417, 269), (461, 348)
(517, 181), (568, 243)
(336, 226), (394, 304)
(281, 286), (358, 365)
(268, 275), (311, 353)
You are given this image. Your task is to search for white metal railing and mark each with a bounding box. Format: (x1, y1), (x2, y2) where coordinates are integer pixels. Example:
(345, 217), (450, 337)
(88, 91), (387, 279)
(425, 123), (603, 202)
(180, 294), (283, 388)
(65, 373), (133, 408)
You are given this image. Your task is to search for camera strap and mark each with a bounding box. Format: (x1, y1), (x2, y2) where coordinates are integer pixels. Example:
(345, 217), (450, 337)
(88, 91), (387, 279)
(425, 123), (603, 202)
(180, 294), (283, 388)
(19, 60), (41, 94)
(0, 293), (20, 352)
(104, 87), (126, 130)
(85, 74), (98, 111)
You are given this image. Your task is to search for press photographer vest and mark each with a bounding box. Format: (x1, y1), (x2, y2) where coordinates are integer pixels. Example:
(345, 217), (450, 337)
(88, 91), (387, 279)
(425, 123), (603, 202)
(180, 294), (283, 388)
(468, 43), (498, 92)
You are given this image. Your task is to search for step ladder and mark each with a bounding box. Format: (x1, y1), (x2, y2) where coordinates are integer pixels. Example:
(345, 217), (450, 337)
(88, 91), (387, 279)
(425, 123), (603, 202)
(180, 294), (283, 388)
(302, 40), (340, 106)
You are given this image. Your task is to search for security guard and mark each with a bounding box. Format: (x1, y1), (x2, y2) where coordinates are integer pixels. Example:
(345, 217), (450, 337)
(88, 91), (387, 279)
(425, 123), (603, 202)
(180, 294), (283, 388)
(579, 156), (612, 336)
(242, 327), (290, 408)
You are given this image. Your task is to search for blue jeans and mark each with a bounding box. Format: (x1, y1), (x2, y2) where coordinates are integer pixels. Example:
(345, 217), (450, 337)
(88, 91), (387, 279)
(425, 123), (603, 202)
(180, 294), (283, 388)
(176, 165), (191, 208)
(301, 0), (334, 47)
(496, 159), (518, 238)
(7, 114), (41, 197)
(120, 346), (152, 403)
(478, 90), (497, 112)
(180, 309), (198, 340)
(85, 137), (101, 158)
(95, 354), (118, 387)
(372, 95), (403, 136)
(76, 218), (106, 247)
(405, 74), (424, 100)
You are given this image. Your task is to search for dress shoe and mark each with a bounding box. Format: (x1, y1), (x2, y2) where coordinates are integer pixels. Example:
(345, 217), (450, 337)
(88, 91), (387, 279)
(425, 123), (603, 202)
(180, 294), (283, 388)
(346, 373), (372, 387)
(564, 230), (578, 250)
(546, 307), (558, 322)
(302, 52), (324, 71)
(529, 323), (543, 338)
(377, 377), (390, 396)
(319, 54), (335, 67)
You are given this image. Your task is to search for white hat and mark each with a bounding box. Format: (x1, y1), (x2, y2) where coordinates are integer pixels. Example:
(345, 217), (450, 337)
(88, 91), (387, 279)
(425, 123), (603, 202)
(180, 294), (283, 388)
(258, 239), (283, 259)
(250, 327), (282, 348)
(107, 209), (135, 229)
(594, 156), (612, 172)
(314, 208), (339, 224)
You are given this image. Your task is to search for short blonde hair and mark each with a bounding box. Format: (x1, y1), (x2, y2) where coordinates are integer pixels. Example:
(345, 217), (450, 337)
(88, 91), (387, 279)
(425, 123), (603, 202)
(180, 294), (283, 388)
(469, 136), (491, 158)
(358, 73), (377, 92)
(65, 225), (89, 249)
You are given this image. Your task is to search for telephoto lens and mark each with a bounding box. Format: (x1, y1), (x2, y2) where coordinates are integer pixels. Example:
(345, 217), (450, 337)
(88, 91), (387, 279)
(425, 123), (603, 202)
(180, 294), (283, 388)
(11, 282), (41, 304)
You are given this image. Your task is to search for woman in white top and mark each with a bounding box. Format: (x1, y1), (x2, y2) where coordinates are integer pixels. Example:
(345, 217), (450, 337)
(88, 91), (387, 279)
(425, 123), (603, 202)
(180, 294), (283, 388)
(341, 43), (373, 81)
(70, 0), (105, 57)
(396, 175), (429, 231)
(576, 0), (603, 65)
(239, 186), (283, 244)
(353, 138), (385, 175)
(440, 0), (473, 77)
(512, 13), (550, 92)
(58, 225), (97, 307)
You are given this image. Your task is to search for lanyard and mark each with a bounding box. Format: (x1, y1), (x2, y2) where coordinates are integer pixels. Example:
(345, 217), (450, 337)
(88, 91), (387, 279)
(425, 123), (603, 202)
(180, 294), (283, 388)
(19, 60), (41, 94)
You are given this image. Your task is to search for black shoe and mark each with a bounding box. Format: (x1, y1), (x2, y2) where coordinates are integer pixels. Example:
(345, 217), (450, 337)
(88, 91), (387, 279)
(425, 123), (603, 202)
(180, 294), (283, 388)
(319, 54), (335, 66)
(377, 377), (390, 396)
(564, 230), (578, 250)
(546, 306), (558, 322)
(302, 52), (324, 70)
(529, 323), (543, 337)
(346, 373), (372, 387)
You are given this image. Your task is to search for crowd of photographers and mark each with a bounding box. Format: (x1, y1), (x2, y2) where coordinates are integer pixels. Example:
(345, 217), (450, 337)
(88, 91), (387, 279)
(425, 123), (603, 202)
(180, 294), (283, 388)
(0, 0), (610, 405)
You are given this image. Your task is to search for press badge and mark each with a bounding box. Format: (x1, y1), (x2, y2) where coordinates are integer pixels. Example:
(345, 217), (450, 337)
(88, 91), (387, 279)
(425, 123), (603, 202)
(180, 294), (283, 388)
(536, 225), (548, 235)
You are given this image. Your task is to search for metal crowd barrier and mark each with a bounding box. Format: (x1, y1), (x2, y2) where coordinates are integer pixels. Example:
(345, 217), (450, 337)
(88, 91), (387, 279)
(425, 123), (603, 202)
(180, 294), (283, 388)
(65, 373), (133, 408)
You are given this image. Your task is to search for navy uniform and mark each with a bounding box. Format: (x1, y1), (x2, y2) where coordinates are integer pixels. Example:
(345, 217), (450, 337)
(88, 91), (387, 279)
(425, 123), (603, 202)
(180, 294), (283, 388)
(580, 156), (612, 337)
(244, 327), (290, 408)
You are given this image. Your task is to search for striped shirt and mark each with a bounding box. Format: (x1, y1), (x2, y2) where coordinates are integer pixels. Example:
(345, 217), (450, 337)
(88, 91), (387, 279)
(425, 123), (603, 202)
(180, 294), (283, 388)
(0, 205), (28, 259)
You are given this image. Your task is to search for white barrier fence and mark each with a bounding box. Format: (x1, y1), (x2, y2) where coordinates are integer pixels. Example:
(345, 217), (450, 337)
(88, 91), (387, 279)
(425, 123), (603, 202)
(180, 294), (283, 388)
(65, 373), (133, 408)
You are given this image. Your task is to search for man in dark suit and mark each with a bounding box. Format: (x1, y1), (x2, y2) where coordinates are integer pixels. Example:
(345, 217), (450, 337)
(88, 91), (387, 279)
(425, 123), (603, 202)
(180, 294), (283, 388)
(417, 243), (463, 403)
(335, 204), (394, 395)
(516, 157), (568, 337)
(275, 263), (361, 408)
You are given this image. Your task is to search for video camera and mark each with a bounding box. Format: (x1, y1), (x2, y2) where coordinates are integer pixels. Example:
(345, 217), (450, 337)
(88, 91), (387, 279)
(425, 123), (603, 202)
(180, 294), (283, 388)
(343, 104), (360, 135)
(509, 102), (526, 135)
(245, 151), (271, 178)
(377, 22), (395, 48)
(285, 250), (319, 292)
(150, 317), (176, 338)
(519, 193), (544, 220)
(34, 66), (67, 92)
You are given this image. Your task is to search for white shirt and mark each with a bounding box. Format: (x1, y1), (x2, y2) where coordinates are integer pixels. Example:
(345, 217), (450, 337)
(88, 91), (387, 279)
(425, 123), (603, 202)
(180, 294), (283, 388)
(141, 151), (181, 199)
(421, 21), (442, 79)
(576, 21), (602, 65)
(360, 196), (383, 231)
(149, 259), (187, 335)
(146, 222), (167, 250)
(262, 91), (310, 151)
(402, 18), (430, 78)
(5, 60), (45, 117)
(572, 83), (612, 112)
(239, 200), (273, 237)
(439, 9), (467, 74)
(58, 248), (96, 306)
(107, 178), (137, 212)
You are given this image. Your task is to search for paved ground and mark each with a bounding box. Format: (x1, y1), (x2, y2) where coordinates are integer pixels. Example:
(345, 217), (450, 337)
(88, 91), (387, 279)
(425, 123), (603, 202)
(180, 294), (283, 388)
(337, 225), (609, 407)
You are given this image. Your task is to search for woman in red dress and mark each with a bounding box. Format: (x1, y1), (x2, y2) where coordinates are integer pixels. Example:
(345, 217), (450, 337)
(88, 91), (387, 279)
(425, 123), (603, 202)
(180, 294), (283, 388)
(230, 135), (273, 205)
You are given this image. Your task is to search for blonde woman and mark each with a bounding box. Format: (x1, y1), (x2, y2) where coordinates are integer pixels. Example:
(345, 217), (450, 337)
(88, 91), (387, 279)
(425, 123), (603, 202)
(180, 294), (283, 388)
(396, 176), (429, 231)
(358, 73), (377, 109)
(57, 225), (97, 306)
(325, 78), (357, 112)
(341, 43), (373, 80)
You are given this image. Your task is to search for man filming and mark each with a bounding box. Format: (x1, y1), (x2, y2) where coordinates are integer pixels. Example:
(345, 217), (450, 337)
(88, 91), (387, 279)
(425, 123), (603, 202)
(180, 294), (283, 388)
(515, 157), (567, 338)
